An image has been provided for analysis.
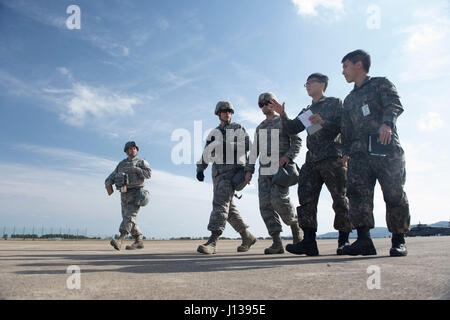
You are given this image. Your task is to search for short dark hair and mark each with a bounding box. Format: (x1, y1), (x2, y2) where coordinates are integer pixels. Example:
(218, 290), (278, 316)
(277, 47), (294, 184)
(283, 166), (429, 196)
(341, 49), (371, 72)
(307, 73), (329, 91)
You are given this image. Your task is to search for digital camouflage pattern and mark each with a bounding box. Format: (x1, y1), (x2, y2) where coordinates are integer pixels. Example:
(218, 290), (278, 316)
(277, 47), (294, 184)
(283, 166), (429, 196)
(280, 96), (350, 232)
(105, 157), (152, 236)
(245, 115), (301, 233)
(342, 76), (410, 233)
(105, 157), (152, 188)
(208, 169), (249, 233)
(297, 157), (352, 232)
(341, 77), (403, 155)
(120, 188), (143, 237)
(197, 121), (251, 233)
(281, 96), (344, 163)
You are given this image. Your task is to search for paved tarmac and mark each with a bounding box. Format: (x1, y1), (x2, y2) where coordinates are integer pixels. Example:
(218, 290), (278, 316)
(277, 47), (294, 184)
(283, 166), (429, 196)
(0, 237), (449, 300)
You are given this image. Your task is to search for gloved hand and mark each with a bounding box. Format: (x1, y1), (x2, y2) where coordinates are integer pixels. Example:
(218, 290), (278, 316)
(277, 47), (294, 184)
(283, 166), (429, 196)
(196, 171), (205, 182)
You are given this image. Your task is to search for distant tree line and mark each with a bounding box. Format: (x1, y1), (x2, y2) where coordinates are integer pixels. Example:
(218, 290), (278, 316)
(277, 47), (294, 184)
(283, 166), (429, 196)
(4, 234), (100, 240)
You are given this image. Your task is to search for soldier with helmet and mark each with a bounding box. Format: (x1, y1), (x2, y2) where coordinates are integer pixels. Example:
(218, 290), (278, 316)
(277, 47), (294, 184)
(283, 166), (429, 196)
(196, 101), (256, 254)
(105, 141), (152, 251)
(244, 92), (303, 254)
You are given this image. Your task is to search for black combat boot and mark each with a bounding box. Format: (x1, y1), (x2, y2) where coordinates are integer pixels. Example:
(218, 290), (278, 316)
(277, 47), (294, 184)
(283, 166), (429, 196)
(336, 231), (350, 255)
(285, 228), (319, 256)
(390, 233), (408, 257)
(342, 227), (377, 256)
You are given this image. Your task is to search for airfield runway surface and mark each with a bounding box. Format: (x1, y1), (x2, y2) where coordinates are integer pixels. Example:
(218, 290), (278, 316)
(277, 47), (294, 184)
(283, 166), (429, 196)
(0, 237), (448, 300)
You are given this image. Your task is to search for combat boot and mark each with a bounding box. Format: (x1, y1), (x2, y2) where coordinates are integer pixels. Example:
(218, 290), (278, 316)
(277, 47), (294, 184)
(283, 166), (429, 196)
(237, 229), (256, 252)
(342, 227), (377, 256)
(126, 235), (144, 250)
(336, 231), (350, 255)
(285, 228), (319, 256)
(110, 232), (127, 251)
(197, 231), (221, 254)
(290, 223), (303, 244)
(390, 233), (408, 257)
(264, 232), (284, 254)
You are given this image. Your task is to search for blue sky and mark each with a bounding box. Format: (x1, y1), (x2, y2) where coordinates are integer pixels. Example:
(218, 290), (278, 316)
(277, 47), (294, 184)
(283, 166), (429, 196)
(1, 0), (449, 239)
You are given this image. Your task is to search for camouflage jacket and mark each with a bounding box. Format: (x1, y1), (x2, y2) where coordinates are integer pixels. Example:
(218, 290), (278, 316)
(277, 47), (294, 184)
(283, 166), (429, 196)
(245, 115), (301, 174)
(281, 96), (343, 163)
(341, 76), (403, 155)
(105, 157), (152, 188)
(197, 122), (250, 177)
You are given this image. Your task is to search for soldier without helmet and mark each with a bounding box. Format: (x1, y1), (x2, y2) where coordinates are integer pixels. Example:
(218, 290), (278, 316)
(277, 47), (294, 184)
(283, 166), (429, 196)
(270, 73), (352, 256)
(105, 141), (152, 251)
(340, 49), (410, 257)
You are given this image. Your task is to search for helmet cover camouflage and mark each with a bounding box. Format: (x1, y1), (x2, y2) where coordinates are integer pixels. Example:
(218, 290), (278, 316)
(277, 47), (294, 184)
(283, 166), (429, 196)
(215, 101), (235, 115)
(258, 92), (277, 108)
(124, 141), (139, 153)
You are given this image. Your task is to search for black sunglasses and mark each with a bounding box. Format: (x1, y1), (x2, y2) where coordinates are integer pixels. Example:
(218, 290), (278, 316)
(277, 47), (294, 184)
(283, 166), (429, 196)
(258, 101), (270, 108)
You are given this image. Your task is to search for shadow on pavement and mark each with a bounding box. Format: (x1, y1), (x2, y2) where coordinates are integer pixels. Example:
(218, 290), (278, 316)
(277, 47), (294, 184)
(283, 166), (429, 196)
(10, 250), (391, 275)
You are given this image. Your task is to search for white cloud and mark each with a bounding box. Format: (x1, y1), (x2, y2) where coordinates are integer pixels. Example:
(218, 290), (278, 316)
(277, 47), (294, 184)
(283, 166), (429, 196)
(398, 2), (450, 81)
(60, 82), (138, 126)
(291, 0), (344, 17)
(417, 112), (444, 132)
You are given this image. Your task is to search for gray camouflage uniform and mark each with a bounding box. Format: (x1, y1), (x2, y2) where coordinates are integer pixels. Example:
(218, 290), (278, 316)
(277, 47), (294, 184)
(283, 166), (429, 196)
(245, 116), (301, 234)
(341, 76), (410, 233)
(105, 157), (152, 237)
(197, 122), (251, 233)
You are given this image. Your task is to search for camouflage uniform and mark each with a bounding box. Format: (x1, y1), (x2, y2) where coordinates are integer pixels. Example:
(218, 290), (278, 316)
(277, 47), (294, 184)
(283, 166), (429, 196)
(281, 96), (352, 232)
(105, 157), (152, 237)
(245, 115), (301, 233)
(197, 122), (251, 234)
(341, 76), (410, 233)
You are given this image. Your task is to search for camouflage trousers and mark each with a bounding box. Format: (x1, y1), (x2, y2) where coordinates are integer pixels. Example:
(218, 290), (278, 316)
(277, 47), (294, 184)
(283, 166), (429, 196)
(297, 157), (352, 232)
(258, 174), (297, 234)
(347, 149), (410, 233)
(119, 188), (143, 237)
(207, 170), (249, 233)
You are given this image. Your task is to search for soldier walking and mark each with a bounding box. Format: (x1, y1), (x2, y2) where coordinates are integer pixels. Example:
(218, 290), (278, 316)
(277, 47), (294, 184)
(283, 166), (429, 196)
(340, 49), (410, 256)
(270, 73), (352, 256)
(244, 92), (303, 254)
(196, 101), (256, 254)
(105, 141), (152, 251)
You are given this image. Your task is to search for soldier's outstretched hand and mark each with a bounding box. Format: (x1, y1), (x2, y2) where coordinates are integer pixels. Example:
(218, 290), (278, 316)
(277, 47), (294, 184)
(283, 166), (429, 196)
(269, 99), (285, 116)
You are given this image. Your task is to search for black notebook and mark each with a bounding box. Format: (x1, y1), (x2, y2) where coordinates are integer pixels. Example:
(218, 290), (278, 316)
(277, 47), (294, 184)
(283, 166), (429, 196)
(368, 134), (392, 156)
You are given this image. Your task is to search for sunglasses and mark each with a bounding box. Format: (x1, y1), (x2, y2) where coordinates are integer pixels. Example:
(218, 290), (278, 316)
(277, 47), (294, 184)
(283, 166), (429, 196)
(220, 109), (233, 114)
(258, 101), (270, 108)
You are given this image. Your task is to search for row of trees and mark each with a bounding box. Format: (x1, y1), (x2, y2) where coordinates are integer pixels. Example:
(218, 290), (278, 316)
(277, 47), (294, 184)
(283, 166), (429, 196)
(3, 234), (99, 240)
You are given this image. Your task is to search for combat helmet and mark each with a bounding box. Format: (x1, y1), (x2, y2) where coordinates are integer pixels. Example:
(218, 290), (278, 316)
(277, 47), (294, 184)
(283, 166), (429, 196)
(258, 92), (277, 108)
(124, 141), (139, 153)
(214, 101), (235, 115)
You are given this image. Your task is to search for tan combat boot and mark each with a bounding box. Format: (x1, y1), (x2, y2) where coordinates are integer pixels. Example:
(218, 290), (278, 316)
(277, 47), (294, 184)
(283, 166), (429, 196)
(237, 229), (256, 252)
(110, 232), (127, 251)
(291, 223), (303, 244)
(264, 232), (284, 254)
(125, 235), (144, 250)
(197, 231), (221, 254)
